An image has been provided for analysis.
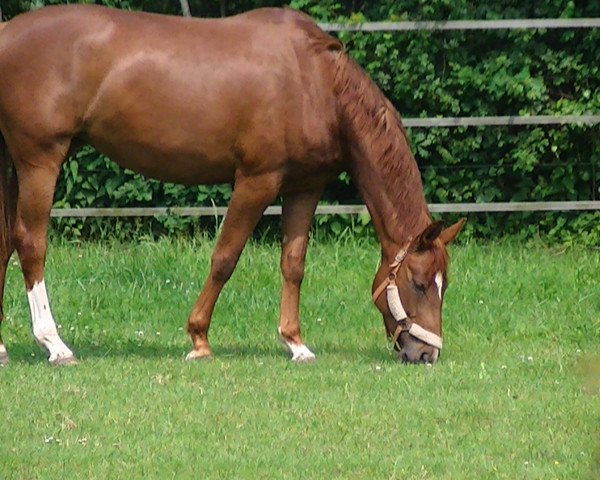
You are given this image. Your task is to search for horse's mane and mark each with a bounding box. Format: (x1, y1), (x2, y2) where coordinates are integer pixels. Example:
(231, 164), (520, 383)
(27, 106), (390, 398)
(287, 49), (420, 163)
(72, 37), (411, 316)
(331, 50), (431, 240)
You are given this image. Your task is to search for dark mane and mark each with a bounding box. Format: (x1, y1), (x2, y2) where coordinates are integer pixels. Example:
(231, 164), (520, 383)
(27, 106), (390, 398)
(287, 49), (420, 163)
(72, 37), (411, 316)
(332, 51), (431, 241)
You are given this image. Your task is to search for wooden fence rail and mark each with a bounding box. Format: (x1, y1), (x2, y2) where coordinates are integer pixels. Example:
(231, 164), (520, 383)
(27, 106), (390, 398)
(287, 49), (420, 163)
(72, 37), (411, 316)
(319, 18), (600, 32)
(402, 115), (600, 127)
(49, 202), (600, 218)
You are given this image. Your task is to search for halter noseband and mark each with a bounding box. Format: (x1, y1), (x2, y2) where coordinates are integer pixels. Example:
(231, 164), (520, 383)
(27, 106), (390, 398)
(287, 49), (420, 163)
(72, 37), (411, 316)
(372, 244), (443, 351)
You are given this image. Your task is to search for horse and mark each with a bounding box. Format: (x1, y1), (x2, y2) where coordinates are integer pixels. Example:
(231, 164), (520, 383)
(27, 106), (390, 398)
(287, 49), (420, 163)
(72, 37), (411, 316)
(0, 5), (465, 366)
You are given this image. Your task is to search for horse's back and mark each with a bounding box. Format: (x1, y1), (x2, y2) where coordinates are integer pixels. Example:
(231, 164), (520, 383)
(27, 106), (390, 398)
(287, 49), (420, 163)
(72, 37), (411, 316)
(0, 5), (343, 184)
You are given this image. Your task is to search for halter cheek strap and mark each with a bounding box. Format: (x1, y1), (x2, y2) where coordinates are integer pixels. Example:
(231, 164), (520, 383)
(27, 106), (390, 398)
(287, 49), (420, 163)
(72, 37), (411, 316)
(372, 244), (443, 350)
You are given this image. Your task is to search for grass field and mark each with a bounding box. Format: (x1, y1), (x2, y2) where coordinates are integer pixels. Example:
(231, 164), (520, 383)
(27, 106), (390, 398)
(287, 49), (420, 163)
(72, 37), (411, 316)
(0, 237), (598, 479)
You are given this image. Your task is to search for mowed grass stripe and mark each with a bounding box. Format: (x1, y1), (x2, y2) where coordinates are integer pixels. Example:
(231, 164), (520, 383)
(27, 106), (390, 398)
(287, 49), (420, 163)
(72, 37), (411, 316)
(0, 239), (598, 479)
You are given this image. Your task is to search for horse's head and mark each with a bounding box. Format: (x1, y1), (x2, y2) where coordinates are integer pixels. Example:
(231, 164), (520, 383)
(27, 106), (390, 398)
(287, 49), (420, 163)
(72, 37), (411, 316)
(373, 218), (466, 364)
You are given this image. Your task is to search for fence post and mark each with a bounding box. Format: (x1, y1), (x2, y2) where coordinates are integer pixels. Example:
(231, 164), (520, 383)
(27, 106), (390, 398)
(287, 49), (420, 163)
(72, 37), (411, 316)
(180, 0), (191, 18)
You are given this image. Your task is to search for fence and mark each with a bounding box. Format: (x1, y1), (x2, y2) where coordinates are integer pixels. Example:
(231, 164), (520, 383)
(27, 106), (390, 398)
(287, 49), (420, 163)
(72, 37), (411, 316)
(49, 16), (600, 218)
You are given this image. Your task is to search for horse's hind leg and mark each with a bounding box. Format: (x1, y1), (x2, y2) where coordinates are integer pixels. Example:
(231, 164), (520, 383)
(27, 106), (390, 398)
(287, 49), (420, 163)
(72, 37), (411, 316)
(278, 187), (323, 362)
(186, 172), (282, 360)
(12, 144), (75, 365)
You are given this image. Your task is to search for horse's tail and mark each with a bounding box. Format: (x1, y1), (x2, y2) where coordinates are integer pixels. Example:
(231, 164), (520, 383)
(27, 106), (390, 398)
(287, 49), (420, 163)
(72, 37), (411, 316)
(0, 16), (14, 258)
(0, 136), (14, 262)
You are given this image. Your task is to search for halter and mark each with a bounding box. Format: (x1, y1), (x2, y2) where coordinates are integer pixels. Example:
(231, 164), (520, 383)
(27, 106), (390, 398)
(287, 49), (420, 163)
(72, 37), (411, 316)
(372, 243), (443, 351)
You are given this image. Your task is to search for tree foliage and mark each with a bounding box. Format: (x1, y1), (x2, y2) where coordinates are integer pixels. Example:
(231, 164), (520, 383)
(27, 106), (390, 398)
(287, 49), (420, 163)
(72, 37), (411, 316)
(2, 1), (599, 243)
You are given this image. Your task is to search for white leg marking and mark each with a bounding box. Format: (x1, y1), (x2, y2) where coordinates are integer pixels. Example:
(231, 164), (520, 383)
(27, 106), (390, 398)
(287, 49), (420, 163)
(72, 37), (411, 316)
(28, 280), (74, 363)
(435, 272), (443, 300)
(0, 343), (8, 365)
(278, 328), (315, 362)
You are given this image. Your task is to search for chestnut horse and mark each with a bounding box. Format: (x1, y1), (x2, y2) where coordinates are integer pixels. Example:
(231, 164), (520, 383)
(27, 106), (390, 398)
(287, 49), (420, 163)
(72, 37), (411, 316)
(0, 5), (465, 366)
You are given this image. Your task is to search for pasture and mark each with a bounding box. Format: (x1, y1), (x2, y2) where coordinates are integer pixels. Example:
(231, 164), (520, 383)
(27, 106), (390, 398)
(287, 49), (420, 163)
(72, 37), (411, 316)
(0, 238), (598, 479)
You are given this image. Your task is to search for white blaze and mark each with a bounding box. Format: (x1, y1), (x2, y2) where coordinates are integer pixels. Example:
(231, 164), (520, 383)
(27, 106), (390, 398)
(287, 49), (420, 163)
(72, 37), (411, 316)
(435, 271), (443, 300)
(27, 280), (74, 363)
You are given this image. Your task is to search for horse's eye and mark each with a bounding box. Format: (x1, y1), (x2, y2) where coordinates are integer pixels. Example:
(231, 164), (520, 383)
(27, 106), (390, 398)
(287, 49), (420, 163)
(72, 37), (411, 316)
(413, 281), (427, 294)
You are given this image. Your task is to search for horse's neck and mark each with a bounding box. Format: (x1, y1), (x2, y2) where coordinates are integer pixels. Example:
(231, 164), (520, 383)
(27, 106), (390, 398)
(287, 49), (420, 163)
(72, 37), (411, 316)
(333, 54), (431, 261)
(349, 138), (431, 261)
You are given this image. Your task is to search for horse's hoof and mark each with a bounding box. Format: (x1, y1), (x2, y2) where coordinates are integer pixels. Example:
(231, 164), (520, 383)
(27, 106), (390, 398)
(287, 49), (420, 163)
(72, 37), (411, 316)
(290, 345), (317, 363)
(185, 349), (213, 361)
(291, 350), (316, 363)
(278, 329), (316, 363)
(50, 355), (78, 366)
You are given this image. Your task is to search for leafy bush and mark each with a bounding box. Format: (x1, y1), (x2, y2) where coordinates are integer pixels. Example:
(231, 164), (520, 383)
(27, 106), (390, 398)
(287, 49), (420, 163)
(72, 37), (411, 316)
(2, 1), (599, 243)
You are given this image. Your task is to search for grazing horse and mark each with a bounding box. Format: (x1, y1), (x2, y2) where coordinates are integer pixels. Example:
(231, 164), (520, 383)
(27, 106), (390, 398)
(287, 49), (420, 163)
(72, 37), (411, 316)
(0, 5), (465, 366)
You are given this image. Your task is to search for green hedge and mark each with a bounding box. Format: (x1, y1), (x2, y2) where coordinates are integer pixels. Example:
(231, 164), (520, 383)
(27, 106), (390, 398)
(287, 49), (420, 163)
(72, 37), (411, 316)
(2, 1), (600, 243)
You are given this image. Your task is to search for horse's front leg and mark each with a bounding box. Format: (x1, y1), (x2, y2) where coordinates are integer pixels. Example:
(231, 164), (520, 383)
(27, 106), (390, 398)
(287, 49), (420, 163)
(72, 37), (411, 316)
(13, 154), (76, 365)
(186, 171), (282, 360)
(278, 187), (324, 362)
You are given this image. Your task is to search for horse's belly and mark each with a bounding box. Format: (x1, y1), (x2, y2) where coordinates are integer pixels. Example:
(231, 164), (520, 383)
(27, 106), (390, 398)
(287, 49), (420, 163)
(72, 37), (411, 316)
(84, 83), (240, 184)
(88, 135), (237, 185)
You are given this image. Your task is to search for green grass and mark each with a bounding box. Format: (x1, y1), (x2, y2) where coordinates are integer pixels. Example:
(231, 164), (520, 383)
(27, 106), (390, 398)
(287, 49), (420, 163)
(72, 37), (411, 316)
(0, 238), (598, 479)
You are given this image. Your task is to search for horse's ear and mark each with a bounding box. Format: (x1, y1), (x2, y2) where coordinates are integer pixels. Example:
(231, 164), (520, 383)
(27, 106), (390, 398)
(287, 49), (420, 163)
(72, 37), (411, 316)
(439, 218), (467, 245)
(414, 221), (444, 252)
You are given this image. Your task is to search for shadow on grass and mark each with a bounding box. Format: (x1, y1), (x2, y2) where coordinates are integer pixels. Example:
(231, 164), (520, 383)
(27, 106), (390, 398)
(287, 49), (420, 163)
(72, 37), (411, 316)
(3, 338), (396, 365)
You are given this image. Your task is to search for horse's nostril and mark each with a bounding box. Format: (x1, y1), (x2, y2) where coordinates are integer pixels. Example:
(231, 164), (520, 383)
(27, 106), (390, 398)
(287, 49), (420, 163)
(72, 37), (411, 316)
(401, 350), (436, 364)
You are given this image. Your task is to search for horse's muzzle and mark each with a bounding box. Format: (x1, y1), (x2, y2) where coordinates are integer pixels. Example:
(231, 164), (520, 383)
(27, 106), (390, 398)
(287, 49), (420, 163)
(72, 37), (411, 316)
(398, 332), (440, 364)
